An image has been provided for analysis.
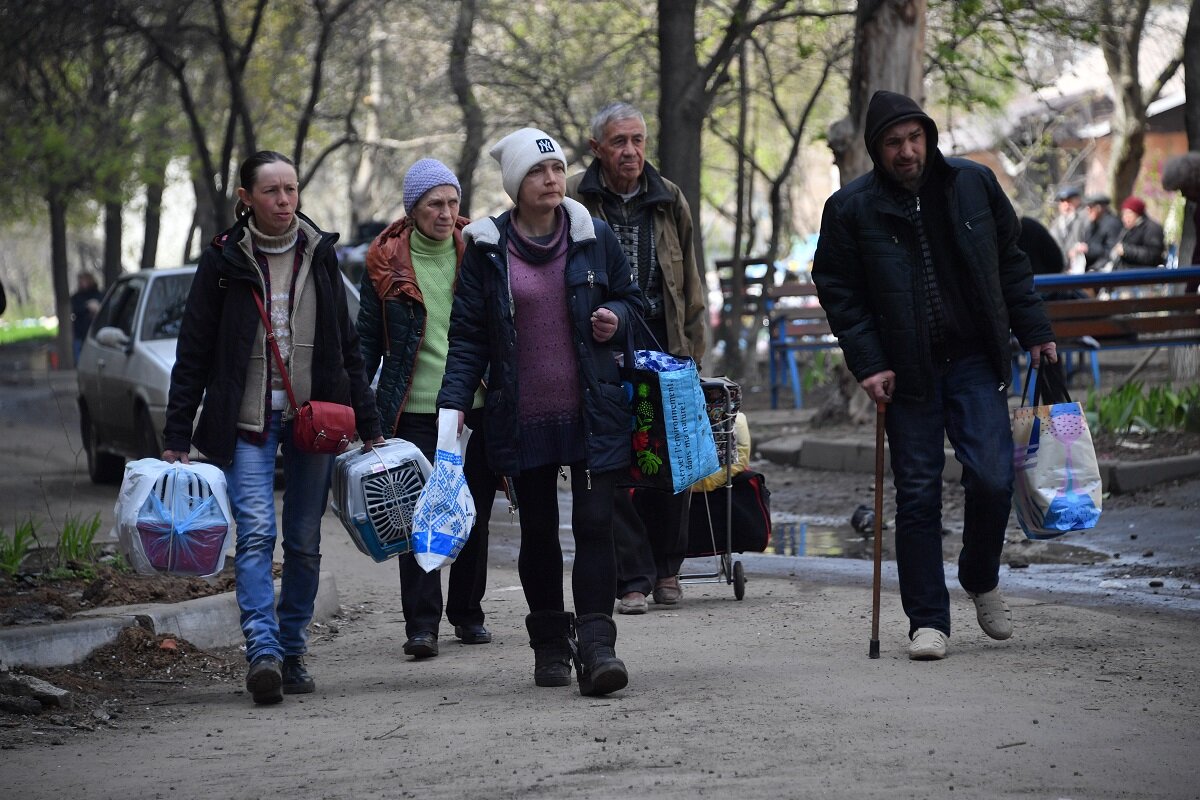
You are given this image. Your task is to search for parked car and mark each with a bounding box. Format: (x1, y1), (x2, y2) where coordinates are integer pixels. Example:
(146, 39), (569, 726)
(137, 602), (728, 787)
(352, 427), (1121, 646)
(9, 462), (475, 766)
(76, 265), (361, 484)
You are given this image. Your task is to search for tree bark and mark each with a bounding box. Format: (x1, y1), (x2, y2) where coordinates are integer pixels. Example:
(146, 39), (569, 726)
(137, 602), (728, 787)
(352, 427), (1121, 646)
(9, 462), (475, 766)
(450, 0), (484, 216)
(103, 201), (123, 287)
(827, 0), (926, 185)
(48, 192), (73, 368)
(657, 0), (728, 270)
(1184, 0), (1200, 149)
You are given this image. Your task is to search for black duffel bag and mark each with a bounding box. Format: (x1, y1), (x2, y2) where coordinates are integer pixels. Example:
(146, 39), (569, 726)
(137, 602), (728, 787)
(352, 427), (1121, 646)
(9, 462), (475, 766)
(685, 470), (771, 557)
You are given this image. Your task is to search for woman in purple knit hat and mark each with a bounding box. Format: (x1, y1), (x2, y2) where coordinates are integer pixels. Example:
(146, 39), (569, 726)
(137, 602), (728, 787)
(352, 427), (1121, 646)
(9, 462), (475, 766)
(356, 158), (496, 661)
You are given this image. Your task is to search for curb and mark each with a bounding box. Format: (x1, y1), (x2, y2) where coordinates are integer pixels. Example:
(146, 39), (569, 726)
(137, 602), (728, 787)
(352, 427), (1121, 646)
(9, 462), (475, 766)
(757, 435), (1200, 494)
(0, 571), (340, 669)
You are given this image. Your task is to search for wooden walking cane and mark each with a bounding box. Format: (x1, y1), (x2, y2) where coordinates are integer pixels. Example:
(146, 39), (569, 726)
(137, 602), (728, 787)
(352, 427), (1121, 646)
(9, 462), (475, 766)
(869, 399), (886, 659)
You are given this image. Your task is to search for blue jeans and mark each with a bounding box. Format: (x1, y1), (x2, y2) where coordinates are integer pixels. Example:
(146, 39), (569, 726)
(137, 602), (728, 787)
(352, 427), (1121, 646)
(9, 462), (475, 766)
(885, 354), (1014, 638)
(224, 411), (333, 663)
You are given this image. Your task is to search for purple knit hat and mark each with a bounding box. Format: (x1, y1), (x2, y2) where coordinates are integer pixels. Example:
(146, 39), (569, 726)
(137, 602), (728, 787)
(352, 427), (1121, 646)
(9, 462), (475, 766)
(402, 158), (461, 215)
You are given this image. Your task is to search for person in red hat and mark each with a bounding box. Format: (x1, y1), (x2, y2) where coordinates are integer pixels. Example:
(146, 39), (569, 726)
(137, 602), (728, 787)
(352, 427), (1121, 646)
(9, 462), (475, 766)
(1114, 196), (1165, 268)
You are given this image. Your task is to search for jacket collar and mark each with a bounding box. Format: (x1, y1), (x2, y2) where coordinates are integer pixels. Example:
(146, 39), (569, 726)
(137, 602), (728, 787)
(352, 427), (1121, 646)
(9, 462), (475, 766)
(575, 159), (674, 206)
(365, 215), (469, 301)
(464, 196), (595, 248)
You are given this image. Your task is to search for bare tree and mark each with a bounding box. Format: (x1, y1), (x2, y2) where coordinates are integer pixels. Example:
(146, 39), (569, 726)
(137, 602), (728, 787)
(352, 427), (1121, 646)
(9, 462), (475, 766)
(450, 0), (484, 215)
(1099, 0), (1184, 201)
(827, 0), (927, 185)
(1187, 0), (1200, 149)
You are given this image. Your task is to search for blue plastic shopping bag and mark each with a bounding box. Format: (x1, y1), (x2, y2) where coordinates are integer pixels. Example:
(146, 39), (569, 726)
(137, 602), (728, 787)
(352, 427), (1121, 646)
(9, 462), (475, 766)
(627, 349), (721, 494)
(411, 409), (477, 572)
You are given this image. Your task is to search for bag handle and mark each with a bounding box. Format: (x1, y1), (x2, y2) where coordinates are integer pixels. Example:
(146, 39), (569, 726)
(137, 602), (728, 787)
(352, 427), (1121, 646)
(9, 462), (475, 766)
(251, 290), (300, 413)
(1022, 358), (1072, 408)
(621, 312), (666, 370)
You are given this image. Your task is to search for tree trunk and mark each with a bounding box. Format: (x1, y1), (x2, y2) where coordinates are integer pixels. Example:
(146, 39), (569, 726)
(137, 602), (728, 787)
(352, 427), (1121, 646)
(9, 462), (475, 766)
(1185, 0), (1200, 149)
(827, 0), (927, 185)
(450, 0), (484, 216)
(726, 40), (752, 379)
(103, 201), (123, 287)
(48, 192), (73, 368)
(191, 168), (221, 261)
(1100, 0), (1150, 202)
(142, 176), (164, 270)
(656, 0), (707, 268)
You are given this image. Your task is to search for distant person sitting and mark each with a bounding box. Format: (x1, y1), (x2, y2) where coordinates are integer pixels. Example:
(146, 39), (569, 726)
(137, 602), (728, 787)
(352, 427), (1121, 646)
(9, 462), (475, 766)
(70, 272), (104, 363)
(1049, 186), (1086, 269)
(1113, 196), (1165, 268)
(1069, 194), (1123, 272)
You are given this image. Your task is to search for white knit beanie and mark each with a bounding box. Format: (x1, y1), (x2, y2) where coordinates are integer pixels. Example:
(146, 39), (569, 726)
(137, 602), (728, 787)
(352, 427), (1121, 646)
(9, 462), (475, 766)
(489, 128), (567, 203)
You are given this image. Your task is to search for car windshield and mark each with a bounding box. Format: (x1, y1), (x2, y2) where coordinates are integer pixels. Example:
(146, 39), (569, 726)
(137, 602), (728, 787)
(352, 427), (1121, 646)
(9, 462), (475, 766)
(140, 274), (194, 341)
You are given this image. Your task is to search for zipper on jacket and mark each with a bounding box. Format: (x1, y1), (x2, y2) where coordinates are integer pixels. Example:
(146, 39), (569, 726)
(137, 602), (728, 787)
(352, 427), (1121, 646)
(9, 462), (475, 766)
(585, 468), (591, 490)
(587, 269), (595, 289)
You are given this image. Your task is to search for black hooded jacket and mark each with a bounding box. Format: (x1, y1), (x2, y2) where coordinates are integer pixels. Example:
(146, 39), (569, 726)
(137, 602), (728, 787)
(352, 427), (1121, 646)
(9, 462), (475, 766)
(811, 91), (1052, 401)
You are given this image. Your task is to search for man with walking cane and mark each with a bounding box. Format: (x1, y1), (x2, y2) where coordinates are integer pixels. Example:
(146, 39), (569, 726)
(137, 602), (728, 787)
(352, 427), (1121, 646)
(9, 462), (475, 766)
(812, 91), (1057, 660)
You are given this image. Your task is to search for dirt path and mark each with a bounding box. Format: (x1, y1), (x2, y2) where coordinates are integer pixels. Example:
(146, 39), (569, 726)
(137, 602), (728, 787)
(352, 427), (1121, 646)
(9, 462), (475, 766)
(5, 513), (1200, 799)
(3, 368), (1199, 798)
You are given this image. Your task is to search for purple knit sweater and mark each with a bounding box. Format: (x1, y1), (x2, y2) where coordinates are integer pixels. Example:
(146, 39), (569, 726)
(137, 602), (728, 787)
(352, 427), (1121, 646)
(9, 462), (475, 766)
(508, 211), (585, 470)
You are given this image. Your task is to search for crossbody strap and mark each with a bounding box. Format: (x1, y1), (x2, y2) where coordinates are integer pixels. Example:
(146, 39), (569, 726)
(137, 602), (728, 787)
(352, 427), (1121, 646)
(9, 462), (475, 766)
(251, 290), (299, 412)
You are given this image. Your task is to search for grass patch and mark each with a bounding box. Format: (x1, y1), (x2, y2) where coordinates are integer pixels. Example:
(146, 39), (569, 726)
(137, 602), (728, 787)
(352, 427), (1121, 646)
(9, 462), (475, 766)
(1, 518), (37, 576)
(0, 320), (57, 347)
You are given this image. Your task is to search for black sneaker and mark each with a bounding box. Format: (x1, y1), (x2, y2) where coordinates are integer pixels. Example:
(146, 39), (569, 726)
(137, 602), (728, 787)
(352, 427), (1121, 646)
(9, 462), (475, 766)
(246, 656), (283, 705)
(403, 631), (439, 658)
(281, 655), (315, 694)
(453, 624), (492, 644)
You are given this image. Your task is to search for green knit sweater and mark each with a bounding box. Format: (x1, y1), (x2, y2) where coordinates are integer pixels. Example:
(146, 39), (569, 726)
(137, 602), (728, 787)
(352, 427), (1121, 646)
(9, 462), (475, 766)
(406, 229), (458, 413)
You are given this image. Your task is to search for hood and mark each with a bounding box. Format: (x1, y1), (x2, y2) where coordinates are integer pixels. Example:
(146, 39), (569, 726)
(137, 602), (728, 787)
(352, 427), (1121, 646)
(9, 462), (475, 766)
(365, 215), (469, 302)
(863, 90), (939, 167)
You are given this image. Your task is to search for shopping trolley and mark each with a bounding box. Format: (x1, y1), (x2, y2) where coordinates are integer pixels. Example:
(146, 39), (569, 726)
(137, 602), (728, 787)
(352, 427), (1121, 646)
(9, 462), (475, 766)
(678, 377), (762, 600)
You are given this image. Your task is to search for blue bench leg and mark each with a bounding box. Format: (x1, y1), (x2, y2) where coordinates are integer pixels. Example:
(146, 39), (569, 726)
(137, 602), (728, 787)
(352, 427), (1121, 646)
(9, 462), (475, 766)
(1088, 350), (1100, 388)
(787, 350), (803, 409)
(769, 348), (780, 409)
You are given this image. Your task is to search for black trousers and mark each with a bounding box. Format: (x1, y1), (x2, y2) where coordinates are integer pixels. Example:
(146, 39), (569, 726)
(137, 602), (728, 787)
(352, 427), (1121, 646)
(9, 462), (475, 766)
(393, 409), (493, 638)
(514, 463), (619, 618)
(613, 486), (690, 597)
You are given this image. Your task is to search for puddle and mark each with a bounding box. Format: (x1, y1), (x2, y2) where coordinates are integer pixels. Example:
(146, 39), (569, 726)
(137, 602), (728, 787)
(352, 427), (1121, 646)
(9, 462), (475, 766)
(768, 513), (880, 559)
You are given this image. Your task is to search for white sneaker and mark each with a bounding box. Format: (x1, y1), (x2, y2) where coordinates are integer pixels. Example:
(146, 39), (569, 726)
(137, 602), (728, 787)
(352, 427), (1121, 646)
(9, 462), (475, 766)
(967, 588), (1013, 640)
(909, 628), (948, 660)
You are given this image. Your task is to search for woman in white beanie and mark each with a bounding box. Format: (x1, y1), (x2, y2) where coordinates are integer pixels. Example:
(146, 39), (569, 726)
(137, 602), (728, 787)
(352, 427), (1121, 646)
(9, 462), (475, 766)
(438, 128), (644, 696)
(357, 158), (496, 660)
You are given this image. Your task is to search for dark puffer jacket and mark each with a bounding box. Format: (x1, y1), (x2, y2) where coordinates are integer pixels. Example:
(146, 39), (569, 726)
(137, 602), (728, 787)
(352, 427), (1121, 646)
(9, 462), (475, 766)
(812, 91), (1052, 402)
(436, 198), (643, 476)
(356, 216), (469, 435)
(1118, 216), (1166, 268)
(164, 212), (381, 465)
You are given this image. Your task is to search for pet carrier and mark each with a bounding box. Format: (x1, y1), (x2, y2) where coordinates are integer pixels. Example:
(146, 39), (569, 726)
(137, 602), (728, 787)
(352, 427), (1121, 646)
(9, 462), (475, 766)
(331, 438), (432, 562)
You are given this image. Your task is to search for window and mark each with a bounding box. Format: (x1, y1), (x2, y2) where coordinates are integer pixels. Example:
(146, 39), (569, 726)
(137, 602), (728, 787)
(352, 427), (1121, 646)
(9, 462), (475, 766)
(141, 274), (194, 341)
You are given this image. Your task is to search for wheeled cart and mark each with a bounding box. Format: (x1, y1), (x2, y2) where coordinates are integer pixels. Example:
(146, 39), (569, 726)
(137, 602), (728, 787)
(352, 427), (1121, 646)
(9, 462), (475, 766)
(679, 377), (749, 599)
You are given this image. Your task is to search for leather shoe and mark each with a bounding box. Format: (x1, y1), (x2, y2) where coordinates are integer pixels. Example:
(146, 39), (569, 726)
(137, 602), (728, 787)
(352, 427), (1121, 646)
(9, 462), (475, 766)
(403, 632), (439, 658)
(616, 592), (648, 614)
(281, 655), (315, 694)
(246, 656), (283, 704)
(454, 624), (492, 644)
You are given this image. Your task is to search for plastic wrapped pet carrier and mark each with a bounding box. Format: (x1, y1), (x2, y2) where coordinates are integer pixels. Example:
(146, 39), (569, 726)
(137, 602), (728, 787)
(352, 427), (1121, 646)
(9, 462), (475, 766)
(114, 459), (234, 578)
